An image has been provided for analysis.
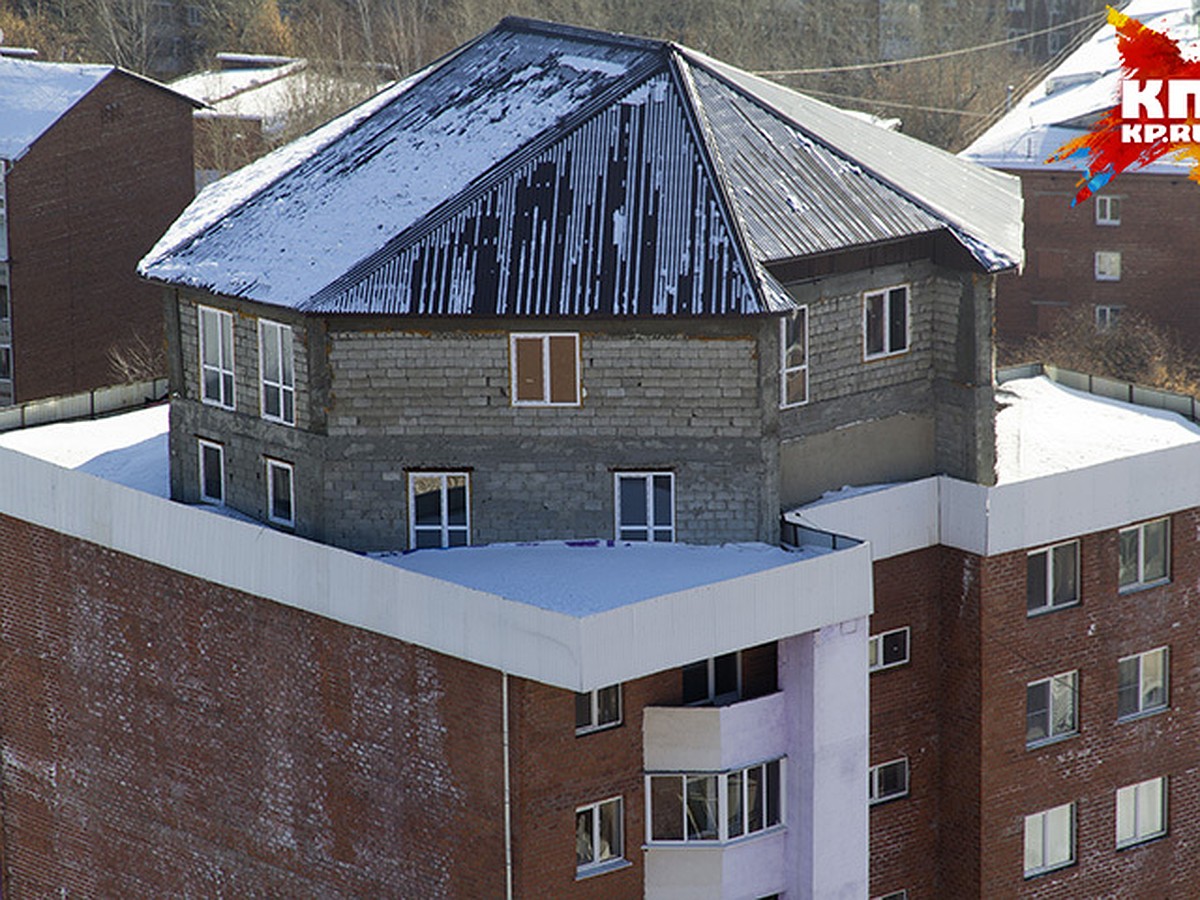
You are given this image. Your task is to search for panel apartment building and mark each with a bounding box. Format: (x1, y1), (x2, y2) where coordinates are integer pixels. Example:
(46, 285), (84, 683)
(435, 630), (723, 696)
(8, 14), (1149, 900)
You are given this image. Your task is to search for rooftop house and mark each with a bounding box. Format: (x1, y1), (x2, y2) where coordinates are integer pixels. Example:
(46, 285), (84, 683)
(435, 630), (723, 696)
(0, 56), (197, 408)
(961, 0), (1200, 343)
(1, 16), (1022, 899)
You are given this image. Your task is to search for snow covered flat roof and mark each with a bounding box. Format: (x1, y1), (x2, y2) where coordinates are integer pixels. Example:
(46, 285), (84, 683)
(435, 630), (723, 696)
(962, 0), (1196, 173)
(994, 376), (1200, 482)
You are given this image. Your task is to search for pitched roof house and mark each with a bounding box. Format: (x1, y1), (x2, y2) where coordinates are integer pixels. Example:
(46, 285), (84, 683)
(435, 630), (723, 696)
(0, 17), (1025, 899)
(0, 57), (197, 408)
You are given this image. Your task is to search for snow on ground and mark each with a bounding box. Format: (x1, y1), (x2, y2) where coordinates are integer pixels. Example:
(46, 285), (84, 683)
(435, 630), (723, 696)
(995, 376), (1200, 482)
(374, 540), (823, 616)
(0, 403), (169, 496)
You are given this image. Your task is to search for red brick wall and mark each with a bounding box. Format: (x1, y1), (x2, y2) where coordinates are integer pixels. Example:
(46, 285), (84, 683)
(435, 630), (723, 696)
(997, 170), (1200, 346)
(6, 71), (193, 404)
(977, 510), (1200, 897)
(869, 545), (982, 899)
(0, 512), (506, 898)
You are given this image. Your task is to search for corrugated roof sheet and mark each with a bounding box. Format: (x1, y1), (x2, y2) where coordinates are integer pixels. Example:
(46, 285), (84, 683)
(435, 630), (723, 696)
(140, 17), (1022, 316)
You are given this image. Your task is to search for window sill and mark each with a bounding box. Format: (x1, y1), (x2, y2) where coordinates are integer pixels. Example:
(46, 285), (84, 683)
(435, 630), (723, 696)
(863, 349), (910, 363)
(869, 660), (910, 675)
(1117, 706), (1169, 724)
(575, 721), (623, 738)
(200, 398), (236, 411)
(1026, 600), (1080, 619)
(1026, 732), (1078, 751)
(1024, 860), (1075, 879)
(869, 792), (908, 807)
(779, 399), (809, 410)
(1118, 579), (1170, 595)
(575, 858), (631, 880)
(1117, 831), (1167, 851)
(261, 415), (296, 427)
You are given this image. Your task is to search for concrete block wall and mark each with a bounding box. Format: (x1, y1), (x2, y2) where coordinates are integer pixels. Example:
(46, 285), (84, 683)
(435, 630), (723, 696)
(6, 71), (193, 405)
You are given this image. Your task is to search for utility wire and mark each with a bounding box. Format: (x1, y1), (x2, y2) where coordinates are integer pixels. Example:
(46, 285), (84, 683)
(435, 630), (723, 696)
(796, 87), (993, 118)
(754, 10), (1107, 77)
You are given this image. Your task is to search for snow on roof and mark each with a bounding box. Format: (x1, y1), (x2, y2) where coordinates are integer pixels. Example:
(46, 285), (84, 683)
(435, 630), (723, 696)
(375, 540), (822, 616)
(962, 0), (1197, 174)
(140, 17), (1022, 315)
(0, 56), (112, 160)
(995, 375), (1200, 482)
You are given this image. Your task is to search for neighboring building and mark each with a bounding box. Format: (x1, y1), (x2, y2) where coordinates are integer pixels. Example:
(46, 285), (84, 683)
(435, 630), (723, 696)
(961, 0), (1200, 344)
(803, 368), (1200, 898)
(0, 15), (1029, 899)
(0, 57), (197, 408)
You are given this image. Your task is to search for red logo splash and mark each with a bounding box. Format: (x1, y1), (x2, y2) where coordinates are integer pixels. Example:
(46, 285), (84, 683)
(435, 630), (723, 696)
(1047, 6), (1200, 204)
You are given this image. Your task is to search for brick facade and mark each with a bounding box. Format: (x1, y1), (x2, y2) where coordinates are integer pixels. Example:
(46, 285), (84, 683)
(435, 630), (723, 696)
(4, 71), (193, 406)
(996, 169), (1200, 345)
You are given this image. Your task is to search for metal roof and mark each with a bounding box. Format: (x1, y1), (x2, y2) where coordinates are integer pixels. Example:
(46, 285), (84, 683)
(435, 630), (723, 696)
(140, 17), (1022, 316)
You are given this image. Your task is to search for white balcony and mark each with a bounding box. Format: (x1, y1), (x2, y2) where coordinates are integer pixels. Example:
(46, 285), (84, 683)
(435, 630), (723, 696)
(643, 691), (787, 772)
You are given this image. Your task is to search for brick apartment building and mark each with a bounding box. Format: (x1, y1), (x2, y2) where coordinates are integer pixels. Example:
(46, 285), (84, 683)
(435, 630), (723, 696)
(0, 57), (196, 408)
(0, 16), (1030, 899)
(961, 0), (1200, 345)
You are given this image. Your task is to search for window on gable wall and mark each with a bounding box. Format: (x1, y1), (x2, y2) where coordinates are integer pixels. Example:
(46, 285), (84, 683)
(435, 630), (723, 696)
(1118, 647), (1168, 720)
(863, 286), (909, 359)
(1026, 671), (1078, 746)
(615, 472), (674, 542)
(199, 305), (235, 409)
(869, 627), (910, 672)
(1119, 518), (1169, 590)
(409, 472), (470, 548)
(1095, 195), (1121, 225)
(575, 685), (621, 735)
(1024, 802), (1074, 877)
(1026, 540), (1079, 614)
(576, 796), (623, 876)
(1116, 776), (1166, 848)
(869, 758), (908, 804)
(780, 307), (808, 407)
(1095, 305), (1122, 331)
(259, 319), (295, 425)
(1095, 251), (1122, 281)
(511, 333), (580, 406)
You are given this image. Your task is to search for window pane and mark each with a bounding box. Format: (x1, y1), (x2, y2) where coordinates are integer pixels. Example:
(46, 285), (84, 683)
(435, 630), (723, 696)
(1142, 650), (1166, 710)
(785, 310), (806, 367)
(262, 324), (281, 380)
(1138, 778), (1163, 837)
(415, 530), (443, 549)
(766, 759), (781, 826)
(888, 288), (907, 351)
(548, 334), (577, 403)
(727, 770), (744, 838)
(271, 466), (292, 522)
(202, 311), (220, 366)
(685, 775), (719, 840)
(619, 476), (647, 528)
(575, 808), (594, 866)
(1027, 552), (1047, 611)
(652, 475), (672, 528)
(445, 477), (468, 526)
(412, 477), (442, 528)
(598, 799), (621, 862)
(1117, 657), (1140, 718)
(1052, 543), (1077, 606)
(747, 765), (764, 832)
(682, 661), (708, 704)
(865, 293), (884, 355)
(575, 692), (592, 730)
(650, 776), (683, 840)
(878, 761), (906, 798)
(713, 653), (738, 700)
(1051, 674), (1075, 735)
(868, 637), (880, 669)
(220, 315), (233, 367)
(1143, 520), (1168, 582)
(1026, 682), (1049, 743)
(282, 389), (294, 424)
(514, 337), (544, 402)
(882, 630), (907, 665)
(1119, 529), (1139, 587)
(280, 327), (294, 386)
(1044, 804), (1072, 867)
(201, 445), (222, 501)
(786, 370), (807, 405)
(1116, 784), (1136, 845)
(596, 685), (620, 726)
(264, 384), (281, 419)
(1024, 812), (1044, 872)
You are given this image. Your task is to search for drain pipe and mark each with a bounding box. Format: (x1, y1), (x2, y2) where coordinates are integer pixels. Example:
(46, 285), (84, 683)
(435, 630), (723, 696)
(503, 671), (514, 900)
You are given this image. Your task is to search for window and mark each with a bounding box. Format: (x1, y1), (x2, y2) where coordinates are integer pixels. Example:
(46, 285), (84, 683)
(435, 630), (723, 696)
(868, 758), (908, 804)
(1026, 540), (1079, 614)
(1116, 777), (1166, 848)
(682, 652), (740, 705)
(863, 285), (909, 359)
(1096, 195), (1121, 225)
(576, 796), (623, 876)
(780, 307), (808, 407)
(1026, 671), (1078, 746)
(511, 333), (579, 406)
(185, 3), (202, 25)
(265, 459), (294, 526)
(1095, 250), (1122, 281)
(0, 344), (10, 381)
(869, 627), (910, 672)
(259, 320), (295, 425)
(408, 472), (469, 548)
(576, 685), (621, 735)
(0, 282), (8, 320)
(199, 306), (235, 409)
(1119, 518), (1169, 590)
(647, 759), (783, 843)
(1095, 305), (1122, 331)
(198, 439), (224, 505)
(1118, 647), (1168, 719)
(615, 472), (674, 542)
(1024, 802), (1075, 877)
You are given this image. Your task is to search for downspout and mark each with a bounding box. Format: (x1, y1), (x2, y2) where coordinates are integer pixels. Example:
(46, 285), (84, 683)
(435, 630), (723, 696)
(503, 671), (514, 900)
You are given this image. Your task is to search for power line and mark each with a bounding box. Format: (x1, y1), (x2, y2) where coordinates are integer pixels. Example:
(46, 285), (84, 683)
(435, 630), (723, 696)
(796, 87), (993, 118)
(754, 10), (1107, 77)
